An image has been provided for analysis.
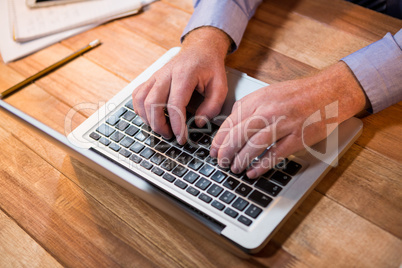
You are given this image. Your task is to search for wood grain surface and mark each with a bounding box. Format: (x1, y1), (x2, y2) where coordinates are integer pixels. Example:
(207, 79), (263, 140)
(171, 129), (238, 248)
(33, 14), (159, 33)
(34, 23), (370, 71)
(0, 0), (401, 267)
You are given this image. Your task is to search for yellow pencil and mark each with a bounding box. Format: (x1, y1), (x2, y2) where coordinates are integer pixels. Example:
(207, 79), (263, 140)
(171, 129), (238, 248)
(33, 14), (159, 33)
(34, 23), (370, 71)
(0, 39), (101, 99)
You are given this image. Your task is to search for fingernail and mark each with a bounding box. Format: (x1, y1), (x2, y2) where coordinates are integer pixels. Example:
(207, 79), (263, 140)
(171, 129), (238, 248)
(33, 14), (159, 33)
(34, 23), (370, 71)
(210, 148), (217, 157)
(231, 166), (239, 174)
(247, 169), (257, 179)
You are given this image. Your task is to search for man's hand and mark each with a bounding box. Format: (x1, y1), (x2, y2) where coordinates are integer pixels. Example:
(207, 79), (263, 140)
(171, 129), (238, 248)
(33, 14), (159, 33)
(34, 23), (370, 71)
(210, 61), (368, 178)
(132, 27), (231, 144)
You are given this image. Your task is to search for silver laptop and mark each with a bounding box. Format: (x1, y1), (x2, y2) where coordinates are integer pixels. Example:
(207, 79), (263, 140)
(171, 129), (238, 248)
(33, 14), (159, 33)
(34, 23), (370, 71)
(0, 47), (363, 255)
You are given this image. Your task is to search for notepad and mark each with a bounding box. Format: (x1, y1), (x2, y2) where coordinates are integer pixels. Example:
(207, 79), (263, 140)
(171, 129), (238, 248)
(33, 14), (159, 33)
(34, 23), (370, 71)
(9, 0), (155, 42)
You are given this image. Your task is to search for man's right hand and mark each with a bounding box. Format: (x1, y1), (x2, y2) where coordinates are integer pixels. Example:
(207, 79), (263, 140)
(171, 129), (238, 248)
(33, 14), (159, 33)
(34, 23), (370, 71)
(132, 27), (231, 145)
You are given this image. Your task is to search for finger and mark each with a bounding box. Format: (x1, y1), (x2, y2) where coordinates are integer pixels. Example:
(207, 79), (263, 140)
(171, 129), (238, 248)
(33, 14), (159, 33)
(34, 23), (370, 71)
(216, 115), (271, 168)
(230, 123), (289, 174)
(168, 75), (198, 144)
(132, 78), (155, 125)
(195, 74), (227, 127)
(144, 80), (173, 139)
(245, 134), (301, 179)
(210, 100), (257, 157)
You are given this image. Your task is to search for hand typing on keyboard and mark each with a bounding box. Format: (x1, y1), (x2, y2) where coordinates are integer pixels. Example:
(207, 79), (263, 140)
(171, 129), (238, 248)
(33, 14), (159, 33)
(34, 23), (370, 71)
(132, 27), (368, 180)
(210, 62), (367, 178)
(131, 27), (230, 145)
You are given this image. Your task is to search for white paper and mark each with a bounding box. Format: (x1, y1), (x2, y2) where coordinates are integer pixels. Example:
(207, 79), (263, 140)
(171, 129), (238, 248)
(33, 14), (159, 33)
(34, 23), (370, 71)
(10, 0), (152, 42)
(0, 0), (97, 63)
(0, 0), (142, 63)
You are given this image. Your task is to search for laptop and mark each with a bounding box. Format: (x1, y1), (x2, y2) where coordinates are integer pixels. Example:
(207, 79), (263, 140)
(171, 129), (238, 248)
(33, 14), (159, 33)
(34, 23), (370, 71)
(0, 47), (363, 255)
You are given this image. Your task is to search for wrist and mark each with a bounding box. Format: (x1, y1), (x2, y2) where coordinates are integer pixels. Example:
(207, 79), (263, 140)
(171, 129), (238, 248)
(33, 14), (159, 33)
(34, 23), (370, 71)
(182, 26), (232, 60)
(308, 62), (369, 123)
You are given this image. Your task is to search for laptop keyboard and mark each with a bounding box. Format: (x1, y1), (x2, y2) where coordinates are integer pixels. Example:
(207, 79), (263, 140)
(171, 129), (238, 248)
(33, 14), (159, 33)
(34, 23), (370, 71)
(89, 99), (303, 227)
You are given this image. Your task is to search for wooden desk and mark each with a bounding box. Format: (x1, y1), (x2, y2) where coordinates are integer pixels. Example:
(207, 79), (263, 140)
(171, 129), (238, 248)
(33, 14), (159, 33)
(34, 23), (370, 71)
(0, 0), (401, 267)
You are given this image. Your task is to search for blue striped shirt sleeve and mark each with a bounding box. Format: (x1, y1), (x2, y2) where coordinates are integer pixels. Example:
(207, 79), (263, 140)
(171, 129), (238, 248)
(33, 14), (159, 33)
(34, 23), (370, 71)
(181, 0), (262, 52)
(342, 29), (402, 113)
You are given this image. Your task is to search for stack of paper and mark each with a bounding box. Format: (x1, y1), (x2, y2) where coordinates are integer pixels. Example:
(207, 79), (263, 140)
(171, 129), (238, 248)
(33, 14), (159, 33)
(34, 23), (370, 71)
(0, 0), (156, 63)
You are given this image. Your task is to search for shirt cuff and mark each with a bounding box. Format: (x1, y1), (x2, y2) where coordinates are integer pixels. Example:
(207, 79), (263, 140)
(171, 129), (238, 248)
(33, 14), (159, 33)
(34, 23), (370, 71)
(341, 29), (402, 113)
(181, 1), (260, 52)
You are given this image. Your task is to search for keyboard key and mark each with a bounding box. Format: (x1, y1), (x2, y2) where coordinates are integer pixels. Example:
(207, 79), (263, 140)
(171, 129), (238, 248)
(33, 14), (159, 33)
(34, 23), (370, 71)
(248, 190), (272, 207)
(110, 131), (125, 143)
(135, 130), (149, 142)
(255, 179), (282, 196)
(188, 131), (203, 143)
(219, 190), (236, 204)
(238, 216), (252, 226)
(174, 179), (188, 189)
(199, 193), (212, 203)
(125, 100), (134, 110)
(223, 177), (240, 190)
(186, 186), (200, 196)
(142, 124), (152, 132)
(199, 164), (215, 177)
(279, 160), (302, 176)
(242, 175), (257, 185)
(211, 170), (227, 183)
(150, 153), (166, 165)
(194, 147), (209, 160)
(154, 141), (170, 153)
(172, 165), (188, 177)
(207, 184), (223, 197)
(205, 156), (218, 166)
(120, 136), (135, 148)
(96, 123), (115, 137)
(229, 170), (244, 179)
(99, 137), (111, 146)
(195, 177), (211, 190)
(89, 132), (100, 140)
(151, 130), (161, 137)
(270, 171), (292, 186)
(245, 205), (262, 219)
(261, 169), (275, 179)
(109, 143), (121, 152)
(129, 142), (144, 153)
(140, 160), (153, 170)
(106, 107), (127, 125)
(116, 120), (129, 131)
(125, 125), (139, 136)
(119, 148), (131, 158)
(166, 147), (182, 159)
(232, 197), (249, 211)
(123, 111), (136, 121)
(129, 154), (141, 164)
(161, 159), (177, 171)
(140, 147), (155, 159)
(151, 166), (164, 176)
(144, 136), (160, 148)
(183, 171), (199, 184)
(176, 152), (192, 165)
(183, 143), (198, 154)
(235, 183), (253, 197)
(224, 208), (238, 218)
(162, 173), (175, 183)
(275, 158), (289, 169)
(198, 135), (212, 147)
(132, 116), (144, 126)
(211, 200), (225, 211)
(188, 158), (203, 171)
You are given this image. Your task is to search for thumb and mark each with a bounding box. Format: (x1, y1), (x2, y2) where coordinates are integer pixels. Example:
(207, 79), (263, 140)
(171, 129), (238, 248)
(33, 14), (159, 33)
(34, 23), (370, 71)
(195, 76), (228, 127)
